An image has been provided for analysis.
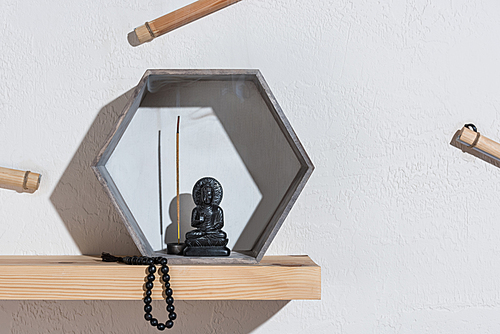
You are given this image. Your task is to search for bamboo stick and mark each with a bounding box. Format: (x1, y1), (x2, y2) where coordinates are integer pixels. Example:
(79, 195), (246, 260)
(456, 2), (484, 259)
(131, 0), (241, 45)
(458, 126), (500, 160)
(0, 166), (41, 193)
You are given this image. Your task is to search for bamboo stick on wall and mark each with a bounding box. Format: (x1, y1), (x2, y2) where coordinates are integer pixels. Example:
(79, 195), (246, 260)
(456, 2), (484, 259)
(0, 167), (41, 193)
(458, 126), (500, 160)
(130, 0), (241, 46)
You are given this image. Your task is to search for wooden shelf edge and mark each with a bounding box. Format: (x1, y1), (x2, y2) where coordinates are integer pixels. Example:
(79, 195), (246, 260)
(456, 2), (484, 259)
(0, 255), (321, 301)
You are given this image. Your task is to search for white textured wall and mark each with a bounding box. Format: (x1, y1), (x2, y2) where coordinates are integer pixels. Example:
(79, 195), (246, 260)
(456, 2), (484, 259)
(1, 0), (500, 333)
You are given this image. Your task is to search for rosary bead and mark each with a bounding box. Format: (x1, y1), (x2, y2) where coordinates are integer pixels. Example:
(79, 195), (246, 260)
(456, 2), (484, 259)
(103, 255), (177, 328)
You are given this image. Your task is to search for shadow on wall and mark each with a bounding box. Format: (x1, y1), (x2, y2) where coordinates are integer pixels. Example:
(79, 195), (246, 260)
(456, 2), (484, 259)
(50, 90), (139, 255)
(166, 193), (195, 244)
(1, 300), (289, 333)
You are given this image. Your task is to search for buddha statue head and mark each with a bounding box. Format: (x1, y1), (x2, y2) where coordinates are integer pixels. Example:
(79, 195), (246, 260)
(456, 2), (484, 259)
(192, 177), (223, 207)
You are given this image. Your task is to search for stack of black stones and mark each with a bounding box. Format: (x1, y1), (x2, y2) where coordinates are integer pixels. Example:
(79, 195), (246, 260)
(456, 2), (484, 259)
(102, 254), (176, 331)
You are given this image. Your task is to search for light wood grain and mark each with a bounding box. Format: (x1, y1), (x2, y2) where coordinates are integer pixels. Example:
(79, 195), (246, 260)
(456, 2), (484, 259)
(459, 126), (500, 160)
(0, 166), (41, 193)
(134, 0), (241, 44)
(0, 255), (320, 300)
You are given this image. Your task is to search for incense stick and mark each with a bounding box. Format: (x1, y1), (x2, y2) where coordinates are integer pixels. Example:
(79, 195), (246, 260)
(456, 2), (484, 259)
(158, 130), (164, 250)
(176, 116), (180, 244)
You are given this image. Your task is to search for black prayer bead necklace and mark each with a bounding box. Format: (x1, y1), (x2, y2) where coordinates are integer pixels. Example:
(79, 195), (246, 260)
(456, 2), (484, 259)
(101, 253), (176, 331)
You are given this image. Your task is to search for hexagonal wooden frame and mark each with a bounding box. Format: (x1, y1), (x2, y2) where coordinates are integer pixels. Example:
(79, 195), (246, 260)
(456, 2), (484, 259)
(92, 69), (314, 264)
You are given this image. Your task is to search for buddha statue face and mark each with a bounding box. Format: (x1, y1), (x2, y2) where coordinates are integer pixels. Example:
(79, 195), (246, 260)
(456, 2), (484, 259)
(201, 186), (213, 205)
(192, 177), (222, 206)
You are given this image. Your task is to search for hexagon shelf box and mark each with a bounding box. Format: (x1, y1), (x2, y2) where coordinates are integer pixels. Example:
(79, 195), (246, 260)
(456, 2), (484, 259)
(92, 69), (313, 264)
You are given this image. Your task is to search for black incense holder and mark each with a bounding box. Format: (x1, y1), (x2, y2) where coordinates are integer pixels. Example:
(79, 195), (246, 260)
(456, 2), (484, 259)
(167, 242), (186, 255)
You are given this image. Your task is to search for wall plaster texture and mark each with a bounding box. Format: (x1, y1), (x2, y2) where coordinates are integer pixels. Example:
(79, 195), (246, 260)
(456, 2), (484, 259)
(1, 0), (500, 333)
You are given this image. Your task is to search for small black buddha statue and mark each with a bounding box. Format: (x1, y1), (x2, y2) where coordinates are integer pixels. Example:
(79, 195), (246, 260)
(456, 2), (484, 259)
(183, 177), (230, 256)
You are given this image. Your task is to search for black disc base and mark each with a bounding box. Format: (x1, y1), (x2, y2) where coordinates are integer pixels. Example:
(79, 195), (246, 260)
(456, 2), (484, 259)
(183, 246), (230, 257)
(167, 243), (187, 255)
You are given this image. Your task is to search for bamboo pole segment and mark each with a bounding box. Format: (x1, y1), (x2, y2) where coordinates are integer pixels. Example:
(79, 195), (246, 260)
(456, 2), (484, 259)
(458, 126), (500, 160)
(130, 0), (242, 46)
(0, 167), (41, 193)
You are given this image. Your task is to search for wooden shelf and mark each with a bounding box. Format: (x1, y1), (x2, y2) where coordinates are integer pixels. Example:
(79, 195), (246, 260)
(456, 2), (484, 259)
(0, 255), (320, 301)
